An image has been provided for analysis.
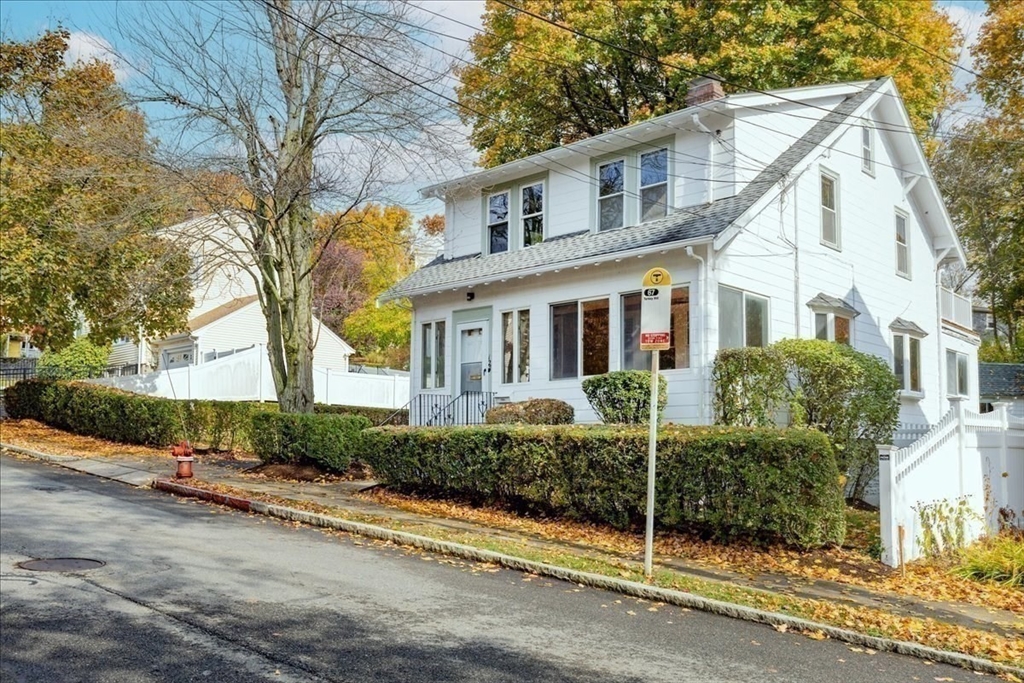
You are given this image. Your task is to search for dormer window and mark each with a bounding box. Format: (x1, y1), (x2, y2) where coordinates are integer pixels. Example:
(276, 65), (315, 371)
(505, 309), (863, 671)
(522, 182), (544, 247)
(640, 148), (668, 221)
(488, 192), (509, 254)
(598, 159), (625, 231)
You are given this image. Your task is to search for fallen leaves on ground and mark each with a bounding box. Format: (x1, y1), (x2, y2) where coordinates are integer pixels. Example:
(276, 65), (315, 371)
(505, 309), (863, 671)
(358, 488), (1023, 616)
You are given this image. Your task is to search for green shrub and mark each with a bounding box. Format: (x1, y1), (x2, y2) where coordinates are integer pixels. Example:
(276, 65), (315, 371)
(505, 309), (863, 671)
(485, 398), (574, 425)
(954, 534), (1024, 587)
(3, 379), (272, 449)
(360, 424), (845, 547)
(314, 404), (408, 425)
(712, 347), (787, 427)
(251, 412), (371, 472)
(37, 338), (111, 380)
(581, 371), (668, 424)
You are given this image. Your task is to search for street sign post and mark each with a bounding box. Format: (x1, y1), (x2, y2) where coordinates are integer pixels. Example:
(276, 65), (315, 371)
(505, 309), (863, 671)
(640, 267), (671, 579)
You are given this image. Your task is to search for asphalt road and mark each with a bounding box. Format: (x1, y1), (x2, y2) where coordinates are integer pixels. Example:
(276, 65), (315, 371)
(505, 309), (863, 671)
(0, 454), (989, 683)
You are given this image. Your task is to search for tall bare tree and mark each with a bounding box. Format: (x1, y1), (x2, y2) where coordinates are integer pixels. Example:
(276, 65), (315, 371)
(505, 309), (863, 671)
(116, 0), (455, 412)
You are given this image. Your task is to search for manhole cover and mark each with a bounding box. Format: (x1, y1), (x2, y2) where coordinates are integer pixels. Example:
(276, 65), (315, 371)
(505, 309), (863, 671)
(17, 558), (105, 572)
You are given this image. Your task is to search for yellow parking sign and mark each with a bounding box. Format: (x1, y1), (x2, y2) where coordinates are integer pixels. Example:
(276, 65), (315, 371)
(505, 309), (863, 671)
(640, 267), (672, 351)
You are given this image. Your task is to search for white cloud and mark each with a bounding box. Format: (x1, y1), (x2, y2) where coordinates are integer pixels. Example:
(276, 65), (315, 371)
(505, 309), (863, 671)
(64, 31), (130, 82)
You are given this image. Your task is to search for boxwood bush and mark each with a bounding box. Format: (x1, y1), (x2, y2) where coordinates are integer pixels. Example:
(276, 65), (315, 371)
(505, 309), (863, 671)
(360, 424), (845, 547)
(314, 403), (408, 425)
(251, 412), (371, 472)
(485, 398), (574, 425)
(582, 371), (668, 424)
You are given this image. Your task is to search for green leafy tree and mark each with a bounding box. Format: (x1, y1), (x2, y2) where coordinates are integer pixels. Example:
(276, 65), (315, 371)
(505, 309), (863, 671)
(459, 0), (962, 166)
(37, 338), (111, 380)
(0, 30), (193, 349)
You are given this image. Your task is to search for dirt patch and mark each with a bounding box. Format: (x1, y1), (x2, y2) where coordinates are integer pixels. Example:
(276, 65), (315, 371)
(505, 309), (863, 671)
(243, 460), (373, 482)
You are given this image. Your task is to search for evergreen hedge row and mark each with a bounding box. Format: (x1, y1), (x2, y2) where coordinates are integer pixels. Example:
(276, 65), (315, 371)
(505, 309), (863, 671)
(360, 424), (845, 547)
(251, 412), (370, 471)
(3, 379), (398, 449)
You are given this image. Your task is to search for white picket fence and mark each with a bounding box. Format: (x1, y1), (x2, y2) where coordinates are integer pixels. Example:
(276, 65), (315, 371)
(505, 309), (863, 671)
(878, 400), (1024, 567)
(88, 345), (410, 410)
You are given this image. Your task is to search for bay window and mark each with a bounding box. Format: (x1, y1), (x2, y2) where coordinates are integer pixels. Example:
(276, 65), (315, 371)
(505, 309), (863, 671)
(893, 333), (922, 393)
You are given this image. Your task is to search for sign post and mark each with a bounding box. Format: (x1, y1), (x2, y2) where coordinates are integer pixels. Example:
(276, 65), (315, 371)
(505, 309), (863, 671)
(640, 267), (672, 580)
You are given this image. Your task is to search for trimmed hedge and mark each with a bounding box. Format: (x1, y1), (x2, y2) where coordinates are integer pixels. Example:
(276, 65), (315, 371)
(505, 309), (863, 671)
(485, 398), (574, 425)
(314, 403), (408, 425)
(582, 371), (668, 424)
(360, 424), (845, 547)
(251, 412), (371, 471)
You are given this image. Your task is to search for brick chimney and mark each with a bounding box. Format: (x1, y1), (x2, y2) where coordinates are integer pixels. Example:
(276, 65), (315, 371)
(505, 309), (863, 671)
(685, 76), (725, 108)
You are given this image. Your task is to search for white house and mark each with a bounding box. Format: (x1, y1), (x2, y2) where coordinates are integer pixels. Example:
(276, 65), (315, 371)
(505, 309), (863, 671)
(107, 212), (354, 374)
(382, 77), (980, 426)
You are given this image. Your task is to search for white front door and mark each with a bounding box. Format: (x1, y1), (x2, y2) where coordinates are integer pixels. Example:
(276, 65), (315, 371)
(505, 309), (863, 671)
(456, 321), (489, 394)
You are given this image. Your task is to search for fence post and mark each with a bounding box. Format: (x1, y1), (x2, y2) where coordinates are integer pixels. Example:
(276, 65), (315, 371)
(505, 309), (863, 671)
(950, 396), (965, 497)
(877, 444), (899, 567)
(995, 402), (1010, 520)
(257, 344), (264, 403)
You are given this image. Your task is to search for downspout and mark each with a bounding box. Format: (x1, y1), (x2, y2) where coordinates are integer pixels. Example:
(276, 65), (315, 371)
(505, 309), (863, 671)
(935, 247), (953, 409)
(691, 114), (715, 205)
(686, 245), (709, 424)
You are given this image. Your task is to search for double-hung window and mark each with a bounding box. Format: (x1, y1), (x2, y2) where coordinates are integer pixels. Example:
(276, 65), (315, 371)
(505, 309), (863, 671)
(639, 148), (669, 222)
(501, 309), (530, 383)
(420, 321), (446, 389)
(622, 287), (689, 370)
(487, 192), (509, 254)
(893, 334), (922, 393)
(598, 160), (625, 231)
(861, 125), (875, 175)
(895, 210), (910, 278)
(550, 299), (609, 379)
(719, 286), (768, 349)
(521, 182), (544, 247)
(946, 350), (969, 396)
(820, 172), (839, 248)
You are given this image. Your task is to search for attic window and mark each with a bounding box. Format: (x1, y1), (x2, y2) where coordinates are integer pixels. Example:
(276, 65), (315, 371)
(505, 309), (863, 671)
(488, 192), (509, 254)
(862, 125), (875, 175)
(895, 210), (910, 277)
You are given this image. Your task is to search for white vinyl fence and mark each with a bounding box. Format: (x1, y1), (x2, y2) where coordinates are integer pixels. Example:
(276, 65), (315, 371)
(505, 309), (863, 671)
(88, 345), (410, 410)
(878, 400), (1023, 567)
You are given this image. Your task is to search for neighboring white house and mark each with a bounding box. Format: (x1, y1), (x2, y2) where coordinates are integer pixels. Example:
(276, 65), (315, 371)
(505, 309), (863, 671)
(107, 212), (354, 374)
(382, 77), (980, 426)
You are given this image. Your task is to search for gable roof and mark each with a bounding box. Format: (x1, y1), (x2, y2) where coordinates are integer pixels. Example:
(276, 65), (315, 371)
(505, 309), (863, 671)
(188, 295), (259, 331)
(806, 293), (860, 317)
(384, 80), (883, 301)
(979, 363), (1024, 398)
(889, 317), (929, 337)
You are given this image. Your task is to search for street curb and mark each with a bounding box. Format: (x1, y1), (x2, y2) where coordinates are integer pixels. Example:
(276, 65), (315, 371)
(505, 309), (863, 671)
(152, 478), (1023, 678)
(1, 442), (84, 465)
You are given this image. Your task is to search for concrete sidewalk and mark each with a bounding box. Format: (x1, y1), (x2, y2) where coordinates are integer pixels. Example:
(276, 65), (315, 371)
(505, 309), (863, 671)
(2, 442), (1021, 641)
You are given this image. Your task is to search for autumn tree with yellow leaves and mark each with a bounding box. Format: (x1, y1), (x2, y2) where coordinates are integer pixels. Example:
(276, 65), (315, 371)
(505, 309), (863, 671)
(458, 0), (962, 166)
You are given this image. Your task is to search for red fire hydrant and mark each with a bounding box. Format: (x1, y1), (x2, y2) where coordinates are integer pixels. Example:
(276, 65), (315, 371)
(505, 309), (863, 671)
(171, 441), (195, 479)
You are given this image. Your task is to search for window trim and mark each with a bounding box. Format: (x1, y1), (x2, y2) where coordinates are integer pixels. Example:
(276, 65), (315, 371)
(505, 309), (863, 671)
(638, 147), (670, 223)
(549, 297), (610, 380)
(946, 349), (970, 398)
(718, 285), (770, 349)
(420, 319), (447, 390)
(597, 158), (626, 232)
(893, 332), (924, 398)
(486, 190), (510, 255)
(812, 311), (854, 345)
(895, 208), (911, 279)
(520, 180), (545, 248)
(861, 124), (875, 176)
(500, 308), (531, 384)
(819, 170), (841, 250)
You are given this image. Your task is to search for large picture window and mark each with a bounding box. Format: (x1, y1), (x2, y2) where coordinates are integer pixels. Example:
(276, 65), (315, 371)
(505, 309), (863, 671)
(719, 286), (768, 349)
(488, 192), (509, 254)
(622, 288), (689, 370)
(421, 320), (446, 389)
(522, 183), (544, 247)
(502, 309), (530, 383)
(550, 299), (609, 379)
(598, 160), (625, 231)
(639, 148), (668, 222)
